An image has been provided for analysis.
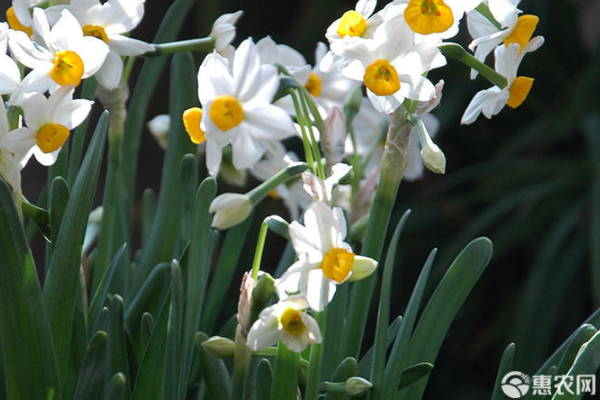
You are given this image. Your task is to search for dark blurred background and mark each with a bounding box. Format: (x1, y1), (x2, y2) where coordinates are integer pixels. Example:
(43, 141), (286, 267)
(10, 0), (600, 397)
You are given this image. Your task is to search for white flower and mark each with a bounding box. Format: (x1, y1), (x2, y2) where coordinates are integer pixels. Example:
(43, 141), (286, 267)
(246, 297), (322, 353)
(461, 36), (544, 124)
(384, 0), (481, 38)
(2, 85), (92, 166)
(210, 10), (243, 57)
(6, 0), (45, 36)
(209, 193), (253, 230)
(8, 8), (109, 103)
(278, 201), (377, 311)
(332, 15), (443, 113)
(256, 36), (311, 85)
(0, 23), (21, 95)
(147, 114), (169, 150)
(250, 142), (311, 220)
(197, 37), (295, 175)
(46, 0), (154, 89)
(0, 100), (22, 192)
(467, 0), (539, 78)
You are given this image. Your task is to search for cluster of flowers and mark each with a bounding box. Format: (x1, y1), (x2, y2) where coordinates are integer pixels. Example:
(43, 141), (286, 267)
(0, 0), (543, 354)
(0, 0), (156, 194)
(169, 0), (544, 352)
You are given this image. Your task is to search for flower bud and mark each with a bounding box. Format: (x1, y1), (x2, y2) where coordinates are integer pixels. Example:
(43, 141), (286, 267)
(250, 273), (275, 324)
(345, 377), (373, 396)
(201, 336), (235, 358)
(147, 114), (170, 149)
(420, 142), (446, 175)
(209, 193), (253, 230)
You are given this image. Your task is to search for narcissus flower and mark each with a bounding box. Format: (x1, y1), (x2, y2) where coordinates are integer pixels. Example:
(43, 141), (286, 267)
(8, 9), (109, 102)
(246, 297), (322, 353)
(147, 114), (170, 149)
(396, 0), (481, 37)
(46, 0), (155, 89)
(210, 10), (243, 57)
(0, 100), (22, 193)
(467, 0), (539, 78)
(332, 16), (443, 113)
(0, 23), (20, 94)
(3, 85), (92, 166)
(278, 201), (377, 311)
(461, 36), (544, 124)
(5, 0), (45, 36)
(197, 38), (295, 174)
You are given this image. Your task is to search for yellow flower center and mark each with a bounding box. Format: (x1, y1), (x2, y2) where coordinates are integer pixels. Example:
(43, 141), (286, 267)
(280, 307), (306, 335)
(36, 123), (70, 153)
(404, 0), (454, 35)
(183, 107), (206, 144)
(6, 7), (32, 37)
(363, 59), (400, 96)
(305, 72), (322, 98)
(322, 248), (355, 283)
(503, 15), (539, 52)
(50, 50), (84, 87)
(506, 76), (534, 109)
(82, 24), (109, 44)
(209, 95), (244, 131)
(268, 189), (280, 199)
(337, 10), (367, 38)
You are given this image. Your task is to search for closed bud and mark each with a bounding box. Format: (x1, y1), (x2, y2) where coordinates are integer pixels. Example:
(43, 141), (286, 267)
(201, 336), (235, 358)
(420, 143), (446, 175)
(345, 377), (373, 396)
(209, 193), (253, 230)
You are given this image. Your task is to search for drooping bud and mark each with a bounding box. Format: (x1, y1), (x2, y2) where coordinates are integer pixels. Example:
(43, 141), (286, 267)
(209, 193), (253, 230)
(201, 336), (235, 358)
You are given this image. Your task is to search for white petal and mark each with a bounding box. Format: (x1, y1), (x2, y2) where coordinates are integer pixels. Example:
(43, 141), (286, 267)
(231, 128), (265, 170)
(288, 222), (324, 264)
(0, 151), (22, 193)
(94, 51), (122, 89)
(198, 52), (234, 106)
(300, 312), (322, 344)
(246, 315), (281, 351)
(205, 138), (223, 176)
(305, 268), (336, 312)
(355, 0), (376, 17)
(211, 10), (243, 52)
(2, 127), (37, 167)
(8, 29), (53, 69)
(97, 0), (145, 34)
(461, 87), (509, 124)
(21, 91), (49, 130)
(33, 145), (62, 166)
(240, 64), (279, 108)
(74, 37), (110, 77)
(243, 106), (295, 141)
(0, 55), (21, 95)
(232, 39), (262, 100)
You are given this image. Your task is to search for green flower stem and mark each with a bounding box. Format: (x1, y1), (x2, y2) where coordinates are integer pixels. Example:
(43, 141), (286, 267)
(149, 37), (215, 56)
(288, 89), (317, 174)
(67, 77), (98, 188)
(345, 106), (412, 358)
(305, 310), (327, 400)
(93, 82), (128, 294)
(438, 43), (508, 89)
(247, 162), (309, 204)
(251, 221), (269, 280)
(297, 91), (326, 180)
(476, 3), (503, 30)
(270, 341), (300, 400)
(298, 86), (324, 132)
(233, 325), (251, 400)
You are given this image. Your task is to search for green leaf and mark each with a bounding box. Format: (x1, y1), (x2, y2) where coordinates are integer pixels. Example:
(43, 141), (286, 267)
(107, 295), (130, 394)
(49, 176), (70, 248)
(196, 332), (233, 400)
(43, 111), (108, 385)
(325, 357), (358, 400)
(104, 372), (127, 400)
(537, 324), (597, 376)
(0, 180), (60, 399)
(370, 211), (411, 400)
(164, 261), (184, 399)
(140, 312), (155, 353)
(254, 359), (273, 400)
(179, 177), (217, 396)
(131, 298), (170, 400)
(179, 154), (198, 248)
(551, 331), (600, 400)
(397, 362), (433, 390)
(120, 0), (199, 255)
(141, 188), (157, 248)
(271, 342), (300, 400)
(21, 197), (51, 241)
(382, 250), (436, 399)
(491, 343), (516, 400)
(398, 237), (493, 399)
(73, 331), (108, 400)
(201, 213), (254, 333)
(357, 317), (401, 378)
(88, 244), (128, 337)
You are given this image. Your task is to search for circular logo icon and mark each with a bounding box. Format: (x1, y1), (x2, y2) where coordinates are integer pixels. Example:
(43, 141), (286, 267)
(501, 371), (531, 398)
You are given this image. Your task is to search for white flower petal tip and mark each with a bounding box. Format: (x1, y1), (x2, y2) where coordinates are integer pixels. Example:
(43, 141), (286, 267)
(347, 255), (378, 282)
(420, 144), (446, 174)
(147, 114), (170, 150)
(209, 193), (253, 230)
